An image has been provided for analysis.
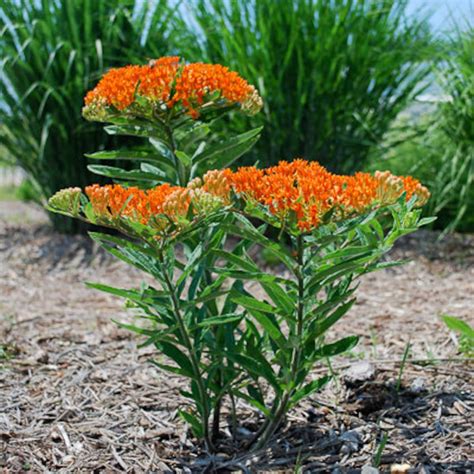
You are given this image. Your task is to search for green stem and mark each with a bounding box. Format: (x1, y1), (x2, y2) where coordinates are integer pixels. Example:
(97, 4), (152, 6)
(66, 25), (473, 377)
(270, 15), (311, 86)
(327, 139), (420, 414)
(166, 123), (187, 186)
(204, 266), (225, 443)
(252, 234), (306, 451)
(212, 396), (222, 442)
(152, 111), (187, 186)
(230, 392), (238, 442)
(158, 251), (214, 451)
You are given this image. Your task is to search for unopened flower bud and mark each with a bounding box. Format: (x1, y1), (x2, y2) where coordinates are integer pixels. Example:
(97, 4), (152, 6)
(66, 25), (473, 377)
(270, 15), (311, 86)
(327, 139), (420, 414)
(48, 187), (82, 216)
(241, 86), (263, 116)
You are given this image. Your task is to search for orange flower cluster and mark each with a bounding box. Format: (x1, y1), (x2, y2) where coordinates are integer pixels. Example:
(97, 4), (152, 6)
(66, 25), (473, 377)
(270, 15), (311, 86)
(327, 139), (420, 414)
(83, 57), (262, 120)
(85, 183), (180, 226)
(83, 169), (233, 230)
(223, 160), (429, 230)
(84, 57), (179, 112)
(49, 161), (429, 234)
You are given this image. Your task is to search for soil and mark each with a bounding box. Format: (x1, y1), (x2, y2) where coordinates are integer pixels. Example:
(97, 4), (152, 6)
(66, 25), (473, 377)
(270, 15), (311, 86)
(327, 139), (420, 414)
(0, 201), (473, 473)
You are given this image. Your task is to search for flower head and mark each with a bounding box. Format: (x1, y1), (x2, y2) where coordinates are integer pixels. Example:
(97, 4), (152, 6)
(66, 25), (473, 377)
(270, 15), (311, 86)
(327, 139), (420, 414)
(83, 179), (228, 233)
(48, 187), (82, 216)
(83, 57), (262, 121)
(56, 160), (428, 236)
(223, 160), (429, 231)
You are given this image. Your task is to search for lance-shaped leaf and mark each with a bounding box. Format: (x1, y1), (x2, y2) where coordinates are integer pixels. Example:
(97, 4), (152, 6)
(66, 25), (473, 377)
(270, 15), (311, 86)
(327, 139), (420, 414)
(193, 126), (262, 169)
(87, 164), (168, 183)
(305, 299), (356, 342)
(245, 308), (288, 350)
(197, 313), (244, 327)
(179, 410), (204, 438)
(305, 252), (379, 295)
(154, 341), (195, 378)
(289, 375), (331, 407)
(104, 123), (167, 140)
(231, 294), (278, 315)
(228, 352), (281, 394)
(311, 336), (359, 360)
(89, 232), (164, 280)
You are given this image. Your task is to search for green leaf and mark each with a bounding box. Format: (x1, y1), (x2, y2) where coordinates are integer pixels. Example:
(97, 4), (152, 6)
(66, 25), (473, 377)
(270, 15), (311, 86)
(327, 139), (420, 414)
(321, 245), (376, 261)
(290, 375), (331, 406)
(86, 282), (148, 299)
(83, 202), (96, 222)
(246, 309), (288, 349)
(112, 321), (156, 337)
(197, 314), (243, 327)
(85, 149), (167, 163)
(175, 150), (192, 166)
(88, 232), (154, 255)
(227, 352), (281, 393)
(87, 164), (165, 182)
(178, 410), (204, 438)
(150, 359), (189, 377)
(193, 127), (262, 168)
(312, 336), (359, 359)
(306, 253), (378, 294)
(418, 217), (437, 227)
(223, 219), (295, 272)
(212, 249), (258, 273)
(155, 341), (195, 378)
(140, 162), (169, 178)
(232, 294), (278, 315)
(89, 232), (163, 280)
(233, 389), (271, 416)
(104, 123), (167, 140)
(261, 279), (295, 317)
(307, 299), (356, 340)
(442, 315), (474, 339)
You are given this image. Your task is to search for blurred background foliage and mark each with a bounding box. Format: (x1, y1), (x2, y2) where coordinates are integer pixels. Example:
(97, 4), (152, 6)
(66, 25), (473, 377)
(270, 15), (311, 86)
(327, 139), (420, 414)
(190, 0), (433, 173)
(369, 23), (473, 233)
(0, 0), (472, 233)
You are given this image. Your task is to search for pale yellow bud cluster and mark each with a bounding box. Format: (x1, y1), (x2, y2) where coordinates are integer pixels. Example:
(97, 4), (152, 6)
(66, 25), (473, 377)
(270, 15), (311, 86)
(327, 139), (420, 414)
(375, 170), (430, 207)
(412, 184), (430, 207)
(82, 99), (110, 123)
(202, 170), (231, 203)
(162, 188), (192, 220)
(375, 170), (405, 205)
(48, 187), (82, 216)
(241, 86), (264, 115)
(161, 184), (226, 227)
(192, 188), (226, 214)
(187, 177), (203, 189)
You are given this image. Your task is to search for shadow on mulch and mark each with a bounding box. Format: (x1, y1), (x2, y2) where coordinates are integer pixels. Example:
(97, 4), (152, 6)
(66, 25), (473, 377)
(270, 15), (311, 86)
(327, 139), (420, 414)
(154, 373), (473, 473)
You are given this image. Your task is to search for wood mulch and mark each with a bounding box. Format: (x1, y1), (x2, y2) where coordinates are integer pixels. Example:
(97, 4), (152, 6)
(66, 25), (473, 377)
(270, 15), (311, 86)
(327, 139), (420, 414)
(0, 202), (473, 473)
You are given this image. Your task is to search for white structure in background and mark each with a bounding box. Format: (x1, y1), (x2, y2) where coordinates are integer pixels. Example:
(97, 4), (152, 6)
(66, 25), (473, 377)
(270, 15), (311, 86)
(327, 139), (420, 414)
(416, 93), (452, 103)
(0, 166), (25, 186)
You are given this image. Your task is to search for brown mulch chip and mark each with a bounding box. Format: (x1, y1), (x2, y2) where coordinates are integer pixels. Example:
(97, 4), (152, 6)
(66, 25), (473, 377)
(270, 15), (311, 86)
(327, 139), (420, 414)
(0, 202), (473, 473)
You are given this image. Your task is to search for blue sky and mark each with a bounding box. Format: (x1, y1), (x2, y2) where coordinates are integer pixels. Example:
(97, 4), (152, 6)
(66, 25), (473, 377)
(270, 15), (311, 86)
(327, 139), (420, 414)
(407, 0), (472, 30)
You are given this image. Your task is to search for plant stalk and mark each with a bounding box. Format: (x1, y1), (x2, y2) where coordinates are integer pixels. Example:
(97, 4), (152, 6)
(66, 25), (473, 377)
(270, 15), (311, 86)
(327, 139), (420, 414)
(158, 251), (215, 451)
(252, 234), (306, 451)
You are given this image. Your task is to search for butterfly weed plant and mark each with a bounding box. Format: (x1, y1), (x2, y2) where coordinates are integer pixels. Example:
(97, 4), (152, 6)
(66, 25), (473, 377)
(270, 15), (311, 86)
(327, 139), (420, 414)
(48, 57), (433, 453)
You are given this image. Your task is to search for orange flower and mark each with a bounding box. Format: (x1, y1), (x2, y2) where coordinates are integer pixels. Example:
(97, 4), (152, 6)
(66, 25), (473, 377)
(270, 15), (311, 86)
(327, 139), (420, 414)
(83, 57), (262, 120)
(222, 160), (428, 231)
(56, 160), (427, 234)
(85, 183), (179, 226)
(83, 178), (229, 231)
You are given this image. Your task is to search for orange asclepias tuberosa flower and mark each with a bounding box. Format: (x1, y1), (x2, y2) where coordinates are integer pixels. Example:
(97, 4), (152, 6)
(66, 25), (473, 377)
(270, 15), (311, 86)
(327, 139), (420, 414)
(83, 57), (263, 121)
(58, 160), (429, 234)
